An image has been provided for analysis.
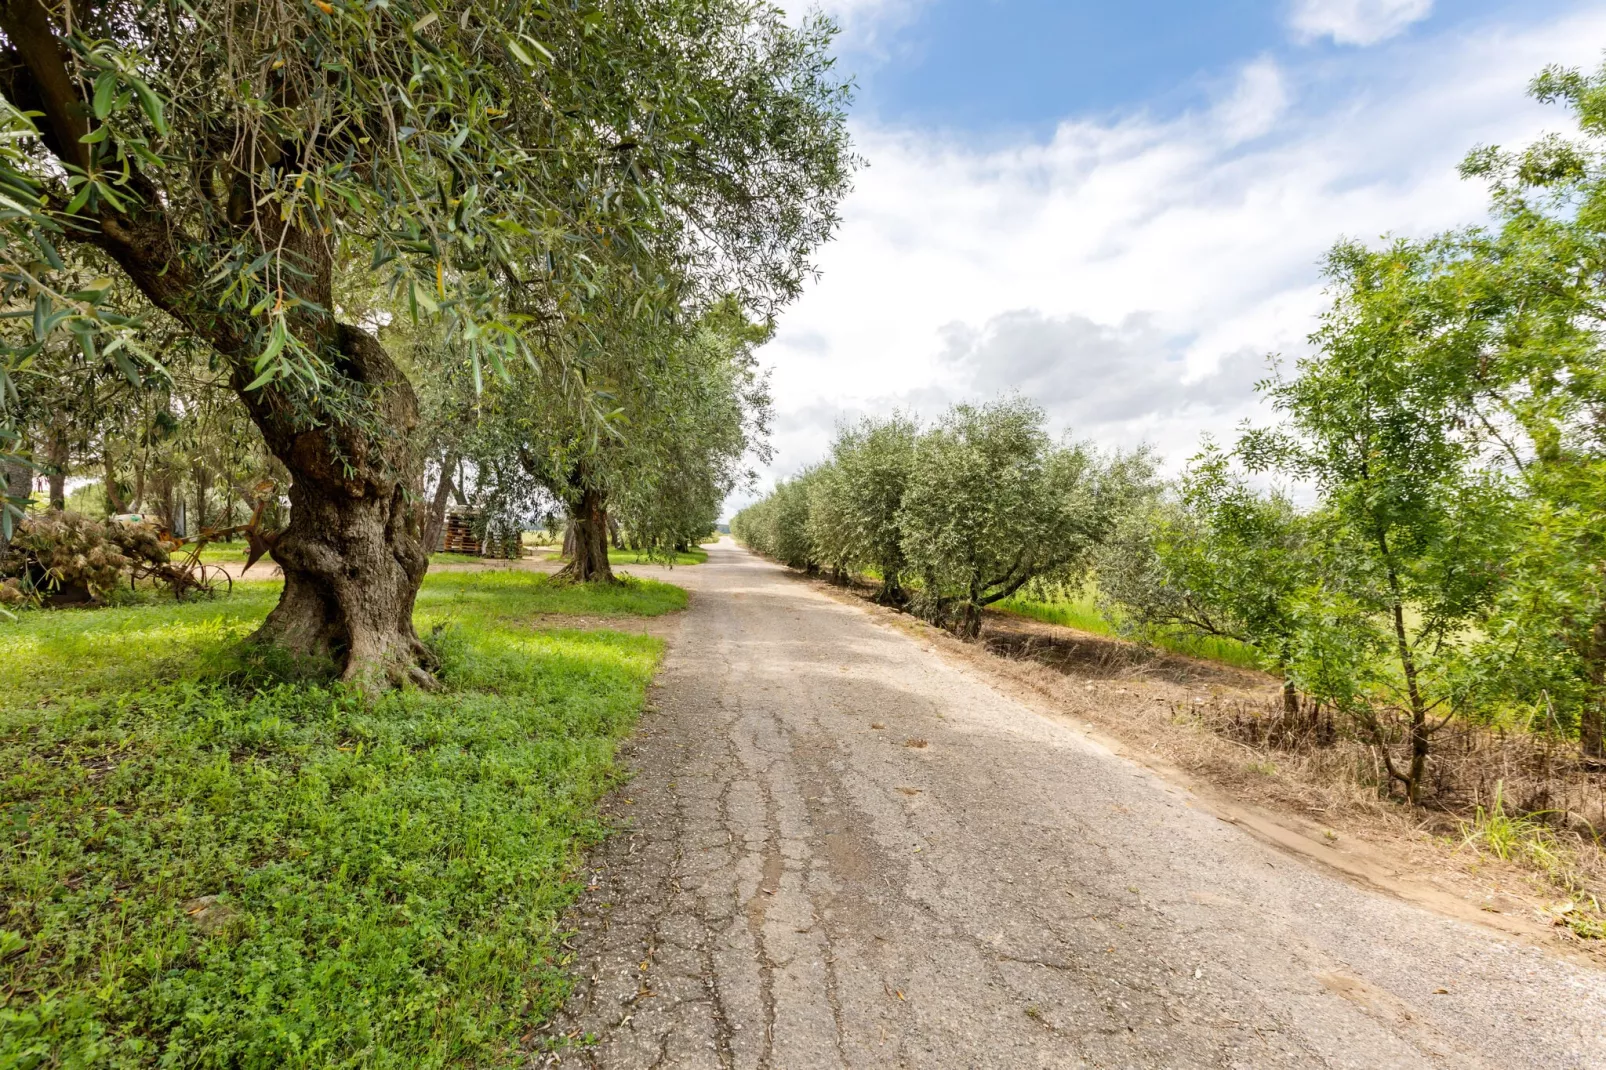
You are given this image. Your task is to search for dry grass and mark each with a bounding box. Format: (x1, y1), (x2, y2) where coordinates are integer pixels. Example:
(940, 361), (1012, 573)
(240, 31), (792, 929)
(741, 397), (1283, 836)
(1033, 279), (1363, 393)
(972, 610), (1606, 944)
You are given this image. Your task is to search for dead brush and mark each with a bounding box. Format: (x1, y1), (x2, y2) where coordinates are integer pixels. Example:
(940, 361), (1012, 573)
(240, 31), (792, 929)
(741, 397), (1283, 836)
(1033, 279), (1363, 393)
(1191, 692), (1606, 933)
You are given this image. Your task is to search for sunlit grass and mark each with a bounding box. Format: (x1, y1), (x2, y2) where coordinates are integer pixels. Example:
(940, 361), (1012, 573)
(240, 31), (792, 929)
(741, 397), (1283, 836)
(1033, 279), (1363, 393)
(0, 568), (680, 1067)
(997, 582), (1264, 672)
(608, 547), (707, 566)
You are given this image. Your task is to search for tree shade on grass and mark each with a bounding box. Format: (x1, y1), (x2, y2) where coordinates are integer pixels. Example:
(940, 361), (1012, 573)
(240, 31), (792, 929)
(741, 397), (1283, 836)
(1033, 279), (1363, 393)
(0, 570), (679, 1067)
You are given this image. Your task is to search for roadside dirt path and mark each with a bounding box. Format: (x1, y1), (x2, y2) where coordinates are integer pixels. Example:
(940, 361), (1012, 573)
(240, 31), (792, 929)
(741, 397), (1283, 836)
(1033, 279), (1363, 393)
(541, 540), (1606, 1069)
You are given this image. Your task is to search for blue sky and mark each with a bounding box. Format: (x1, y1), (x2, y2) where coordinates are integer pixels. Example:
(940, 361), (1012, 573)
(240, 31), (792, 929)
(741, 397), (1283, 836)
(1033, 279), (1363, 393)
(851, 0), (1519, 134)
(734, 0), (1606, 514)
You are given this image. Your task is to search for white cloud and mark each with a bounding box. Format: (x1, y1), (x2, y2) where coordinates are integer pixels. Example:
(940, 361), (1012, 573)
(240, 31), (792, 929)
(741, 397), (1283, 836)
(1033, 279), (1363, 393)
(1215, 57), (1290, 143)
(787, 0), (927, 55)
(728, 5), (1606, 517)
(1289, 0), (1434, 47)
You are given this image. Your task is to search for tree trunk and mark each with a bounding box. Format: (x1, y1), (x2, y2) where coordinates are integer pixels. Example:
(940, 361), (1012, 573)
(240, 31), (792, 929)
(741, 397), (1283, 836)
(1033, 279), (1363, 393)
(876, 566), (904, 606)
(102, 444), (126, 514)
(422, 451), (458, 557)
(559, 485), (614, 583)
(240, 327), (433, 689)
(1281, 677), (1300, 718)
(1582, 618), (1606, 761)
(0, 445), (30, 556)
(46, 422), (67, 510)
(192, 463), (211, 532)
(1388, 591), (1430, 803)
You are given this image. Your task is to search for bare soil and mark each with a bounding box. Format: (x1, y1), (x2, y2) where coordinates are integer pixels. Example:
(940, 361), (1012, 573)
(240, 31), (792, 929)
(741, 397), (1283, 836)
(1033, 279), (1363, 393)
(818, 579), (1606, 963)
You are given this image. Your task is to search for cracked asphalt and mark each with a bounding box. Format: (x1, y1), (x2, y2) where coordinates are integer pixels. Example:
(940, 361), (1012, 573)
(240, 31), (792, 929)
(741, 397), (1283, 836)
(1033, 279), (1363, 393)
(539, 540), (1606, 1069)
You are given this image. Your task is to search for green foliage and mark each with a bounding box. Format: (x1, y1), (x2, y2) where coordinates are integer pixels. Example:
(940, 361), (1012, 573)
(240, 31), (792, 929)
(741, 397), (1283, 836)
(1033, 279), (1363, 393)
(735, 398), (1154, 637)
(0, 0), (856, 409)
(1239, 240), (1514, 799)
(1450, 58), (1606, 756)
(1096, 445), (1313, 677)
(823, 414), (918, 600)
(900, 399), (1153, 637)
(469, 298), (775, 569)
(732, 467), (820, 571)
(0, 569), (673, 1067)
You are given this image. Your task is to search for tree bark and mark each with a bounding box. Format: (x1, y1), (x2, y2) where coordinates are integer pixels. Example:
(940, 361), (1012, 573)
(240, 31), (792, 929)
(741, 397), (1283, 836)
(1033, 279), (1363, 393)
(101, 443), (127, 514)
(559, 485), (615, 583)
(240, 327), (433, 689)
(0, 442), (30, 557)
(45, 421), (67, 510)
(1281, 677), (1300, 718)
(422, 451), (458, 557)
(192, 463), (211, 532)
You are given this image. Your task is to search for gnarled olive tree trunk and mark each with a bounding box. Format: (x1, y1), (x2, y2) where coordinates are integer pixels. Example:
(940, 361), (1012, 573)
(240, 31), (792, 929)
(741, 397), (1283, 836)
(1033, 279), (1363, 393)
(559, 484), (614, 584)
(235, 326), (433, 688)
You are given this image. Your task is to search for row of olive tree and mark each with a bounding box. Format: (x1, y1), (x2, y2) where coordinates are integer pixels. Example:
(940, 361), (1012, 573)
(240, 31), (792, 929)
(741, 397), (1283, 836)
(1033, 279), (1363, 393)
(1096, 59), (1606, 801)
(733, 398), (1155, 637)
(0, 0), (855, 686)
(460, 298), (774, 581)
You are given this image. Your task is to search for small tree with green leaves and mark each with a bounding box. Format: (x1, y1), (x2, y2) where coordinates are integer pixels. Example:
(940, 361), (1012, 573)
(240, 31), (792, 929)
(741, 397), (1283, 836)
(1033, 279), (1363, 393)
(829, 413), (918, 603)
(1240, 240), (1512, 802)
(1098, 445), (1315, 713)
(898, 397), (1151, 638)
(1451, 58), (1606, 759)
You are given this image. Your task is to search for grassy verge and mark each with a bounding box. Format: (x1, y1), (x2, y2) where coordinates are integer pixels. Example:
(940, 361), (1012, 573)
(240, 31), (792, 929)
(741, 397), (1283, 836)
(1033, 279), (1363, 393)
(997, 588), (1263, 671)
(540, 548), (708, 567)
(1, 569), (681, 1067)
(607, 547), (706, 566)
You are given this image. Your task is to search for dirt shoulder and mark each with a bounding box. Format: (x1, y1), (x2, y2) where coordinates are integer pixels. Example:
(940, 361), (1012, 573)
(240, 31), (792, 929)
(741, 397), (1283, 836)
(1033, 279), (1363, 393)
(807, 575), (1606, 967)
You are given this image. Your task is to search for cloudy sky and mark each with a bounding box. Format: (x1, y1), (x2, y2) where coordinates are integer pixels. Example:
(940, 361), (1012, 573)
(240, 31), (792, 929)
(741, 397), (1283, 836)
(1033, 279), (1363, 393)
(728, 0), (1606, 516)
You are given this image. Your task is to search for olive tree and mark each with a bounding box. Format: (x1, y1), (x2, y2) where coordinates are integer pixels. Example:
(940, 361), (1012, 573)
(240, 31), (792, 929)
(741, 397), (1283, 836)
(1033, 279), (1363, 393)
(0, 0), (853, 685)
(899, 397), (1152, 638)
(827, 413), (917, 603)
(472, 297), (771, 581)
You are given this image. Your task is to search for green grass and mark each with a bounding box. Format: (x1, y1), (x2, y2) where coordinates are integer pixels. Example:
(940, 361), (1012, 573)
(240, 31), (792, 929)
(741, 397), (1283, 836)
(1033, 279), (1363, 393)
(428, 551), (489, 565)
(607, 547), (706, 566)
(541, 548), (708, 567)
(997, 586), (1265, 672)
(0, 568), (682, 1067)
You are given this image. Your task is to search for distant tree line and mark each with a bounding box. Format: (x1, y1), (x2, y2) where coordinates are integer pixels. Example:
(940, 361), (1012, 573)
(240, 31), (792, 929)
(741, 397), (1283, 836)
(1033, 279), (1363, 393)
(732, 397), (1155, 638)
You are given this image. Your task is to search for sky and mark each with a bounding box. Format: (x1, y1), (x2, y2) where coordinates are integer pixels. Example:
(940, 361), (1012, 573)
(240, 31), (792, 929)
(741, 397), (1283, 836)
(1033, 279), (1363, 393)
(726, 0), (1606, 517)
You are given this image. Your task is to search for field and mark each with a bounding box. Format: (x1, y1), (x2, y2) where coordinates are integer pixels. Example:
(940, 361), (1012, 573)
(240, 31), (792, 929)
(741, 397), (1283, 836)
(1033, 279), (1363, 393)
(997, 584), (1263, 671)
(0, 570), (684, 1068)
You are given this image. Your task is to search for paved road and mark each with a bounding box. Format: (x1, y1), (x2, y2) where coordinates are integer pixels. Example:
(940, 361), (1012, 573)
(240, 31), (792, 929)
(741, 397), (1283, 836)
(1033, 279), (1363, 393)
(543, 540), (1606, 1069)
